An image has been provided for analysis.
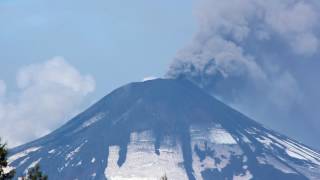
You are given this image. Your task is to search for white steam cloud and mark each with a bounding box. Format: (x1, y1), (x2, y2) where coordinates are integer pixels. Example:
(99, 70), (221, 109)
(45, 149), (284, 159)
(0, 57), (95, 147)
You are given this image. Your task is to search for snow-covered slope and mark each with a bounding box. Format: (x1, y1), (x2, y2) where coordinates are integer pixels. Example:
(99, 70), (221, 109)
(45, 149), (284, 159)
(8, 79), (320, 180)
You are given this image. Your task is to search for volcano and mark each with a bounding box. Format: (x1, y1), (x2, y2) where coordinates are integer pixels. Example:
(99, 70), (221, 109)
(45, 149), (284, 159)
(8, 79), (320, 180)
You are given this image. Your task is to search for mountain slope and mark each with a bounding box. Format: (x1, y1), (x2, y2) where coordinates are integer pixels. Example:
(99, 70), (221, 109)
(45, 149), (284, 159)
(8, 79), (320, 180)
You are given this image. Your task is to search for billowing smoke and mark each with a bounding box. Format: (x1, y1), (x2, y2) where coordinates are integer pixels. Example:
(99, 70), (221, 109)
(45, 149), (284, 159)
(167, 0), (320, 148)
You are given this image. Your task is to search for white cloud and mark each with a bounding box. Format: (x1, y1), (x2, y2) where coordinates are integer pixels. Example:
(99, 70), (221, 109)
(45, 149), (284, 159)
(16, 57), (95, 93)
(0, 57), (95, 147)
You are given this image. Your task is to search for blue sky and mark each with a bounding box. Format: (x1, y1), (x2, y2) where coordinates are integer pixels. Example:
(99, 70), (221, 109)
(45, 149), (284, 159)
(1, 0), (320, 150)
(0, 0), (195, 146)
(0, 0), (195, 98)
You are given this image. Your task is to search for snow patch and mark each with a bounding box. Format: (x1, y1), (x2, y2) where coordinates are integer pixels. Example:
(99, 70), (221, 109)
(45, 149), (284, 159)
(286, 149), (309, 161)
(233, 170), (253, 180)
(25, 158), (42, 173)
(210, 128), (237, 144)
(19, 157), (30, 166)
(76, 161), (82, 166)
(108, 177), (157, 180)
(240, 134), (251, 143)
(256, 136), (273, 146)
(73, 113), (106, 133)
(3, 166), (14, 174)
(191, 124), (243, 179)
(82, 113), (105, 128)
(142, 76), (157, 82)
(190, 124), (237, 145)
(57, 167), (64, 173)
(257, 155), (296, 174)
(243, 156), (248, 163)
(48, 149), (56, 154)
(8, 147), (41, 164)
(104, 131), (188, 180)
(91, 173), (97, 177)
(65, 140), (87, 161)
(110, 176), (159, 180)
(266, 134), (320, 165)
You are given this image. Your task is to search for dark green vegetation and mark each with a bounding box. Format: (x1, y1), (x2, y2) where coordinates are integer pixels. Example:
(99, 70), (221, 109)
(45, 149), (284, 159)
(0, 138), (47, 180)
(22, 164), (47, 180)
(0, 139), (15, 180)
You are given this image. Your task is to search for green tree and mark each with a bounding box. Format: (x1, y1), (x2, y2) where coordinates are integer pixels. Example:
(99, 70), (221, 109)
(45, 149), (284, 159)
(0, 138), (15, 180)
(22, 164), (48, 180)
